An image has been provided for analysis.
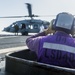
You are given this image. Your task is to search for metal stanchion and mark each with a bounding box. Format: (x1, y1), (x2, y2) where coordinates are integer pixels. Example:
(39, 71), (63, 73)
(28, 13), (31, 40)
(0, 57), (5, 72)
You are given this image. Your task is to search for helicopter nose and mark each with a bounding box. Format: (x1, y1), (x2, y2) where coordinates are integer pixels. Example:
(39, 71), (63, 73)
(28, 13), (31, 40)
(3, 28), (7, 31)
(3, 27), (10, 32)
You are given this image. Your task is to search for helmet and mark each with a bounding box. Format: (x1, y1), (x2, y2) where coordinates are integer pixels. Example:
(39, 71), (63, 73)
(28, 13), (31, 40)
(50, 19), (55, 30)
(53, 12), (74, 34)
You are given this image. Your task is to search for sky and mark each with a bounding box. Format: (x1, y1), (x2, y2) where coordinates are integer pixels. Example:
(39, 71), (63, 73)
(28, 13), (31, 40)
(0, 0), (75, 33)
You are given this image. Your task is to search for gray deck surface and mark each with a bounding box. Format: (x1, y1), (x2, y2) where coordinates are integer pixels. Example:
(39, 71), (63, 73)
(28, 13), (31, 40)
(0, 35), (30, 75)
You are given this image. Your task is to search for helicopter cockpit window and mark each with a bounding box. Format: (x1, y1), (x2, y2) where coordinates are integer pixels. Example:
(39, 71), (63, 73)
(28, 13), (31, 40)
(11, 24), (15, 27)
(28, 25), (33, 29)
(31, 25), (33, 29)
(28, 25), (31, 29)
(19, 25), (22, 29)
(34, 25), (38, 29)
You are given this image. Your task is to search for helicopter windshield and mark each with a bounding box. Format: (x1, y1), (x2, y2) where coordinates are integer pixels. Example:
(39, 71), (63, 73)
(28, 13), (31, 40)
(11, 24), (15, 27)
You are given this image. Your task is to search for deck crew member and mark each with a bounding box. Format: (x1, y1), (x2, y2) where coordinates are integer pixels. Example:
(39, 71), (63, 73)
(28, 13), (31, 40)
(26, 12), (75, 68)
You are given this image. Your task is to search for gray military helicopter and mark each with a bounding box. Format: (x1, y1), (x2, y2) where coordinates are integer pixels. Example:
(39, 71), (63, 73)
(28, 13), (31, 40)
(2, 3), (50, 35)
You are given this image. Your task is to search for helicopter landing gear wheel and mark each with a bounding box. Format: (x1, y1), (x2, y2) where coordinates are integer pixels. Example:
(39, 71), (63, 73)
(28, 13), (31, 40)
(21, 31), (28, 36)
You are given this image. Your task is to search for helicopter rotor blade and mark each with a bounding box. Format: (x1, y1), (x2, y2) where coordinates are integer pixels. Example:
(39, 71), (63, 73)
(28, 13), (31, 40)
(0, 3), (56, 19)
(0, 16), (26, 18)
(0, 15), (56, 18)
(26, 3), (32, 18)
(0, 15), (38, 18)
(38, 15), (56, 17)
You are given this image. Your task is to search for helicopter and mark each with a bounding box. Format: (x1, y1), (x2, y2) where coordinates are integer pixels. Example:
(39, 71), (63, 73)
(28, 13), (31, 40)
(2, 3), (50, 35)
